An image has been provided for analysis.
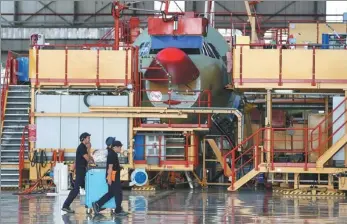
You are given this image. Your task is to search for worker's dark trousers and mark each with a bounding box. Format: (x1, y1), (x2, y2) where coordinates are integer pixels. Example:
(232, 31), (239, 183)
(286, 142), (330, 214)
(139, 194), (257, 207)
(63, 167), (86, 208)
(96, 176), (123, 213)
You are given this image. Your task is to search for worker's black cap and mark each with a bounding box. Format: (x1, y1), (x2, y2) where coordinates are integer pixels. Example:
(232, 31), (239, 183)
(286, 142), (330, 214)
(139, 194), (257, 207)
(80, 132), (91, 142)
(106, 137), (116, 147)
(113, 140), (123, 147)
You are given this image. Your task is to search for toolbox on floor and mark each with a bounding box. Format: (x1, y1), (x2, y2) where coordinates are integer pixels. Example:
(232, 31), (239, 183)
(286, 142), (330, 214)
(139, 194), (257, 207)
(83, 167), (116, 213)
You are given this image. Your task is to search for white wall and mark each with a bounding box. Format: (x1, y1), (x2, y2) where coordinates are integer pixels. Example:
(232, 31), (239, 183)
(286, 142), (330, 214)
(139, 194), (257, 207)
(35, 94), (129, 151)
(333, 97), (346, 161)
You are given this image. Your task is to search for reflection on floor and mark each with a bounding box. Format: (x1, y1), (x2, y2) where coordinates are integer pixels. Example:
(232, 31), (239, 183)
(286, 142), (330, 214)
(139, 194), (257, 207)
(1, 188), (347, 224)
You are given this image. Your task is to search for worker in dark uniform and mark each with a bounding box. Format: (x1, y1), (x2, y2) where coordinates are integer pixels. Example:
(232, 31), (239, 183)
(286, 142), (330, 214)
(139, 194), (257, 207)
(92, 137), (128, 216)
(62, 132), (94, 213)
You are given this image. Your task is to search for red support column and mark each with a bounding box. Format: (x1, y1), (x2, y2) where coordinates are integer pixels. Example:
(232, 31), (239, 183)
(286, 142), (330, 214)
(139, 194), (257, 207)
(271, 128), (274, 170)
(255, 131), (259, 171)
(198, 93), (201, 127)
(304, 128), (308, 171)
(207, 90), (212, 127)
(239, 47), (243, 85)
(231, 151), (236, 190)
(185, 134), (189, 167)
(279, 47), (283, 86)
(164, 0), (170, 14)
(130, 48), (134, 84)
(316, 21), (319, 44)
(64, 47), (68, 86)
(96, 49), (100, 87)
(125, 49), (129, 86)
(35, 48), (39, 87)
(312, 47), (316, 86)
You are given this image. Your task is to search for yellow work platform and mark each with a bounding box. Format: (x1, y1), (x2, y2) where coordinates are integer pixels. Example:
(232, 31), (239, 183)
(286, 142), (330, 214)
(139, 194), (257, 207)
(29, 48), (132, 87)
(231, 48), (347, 90)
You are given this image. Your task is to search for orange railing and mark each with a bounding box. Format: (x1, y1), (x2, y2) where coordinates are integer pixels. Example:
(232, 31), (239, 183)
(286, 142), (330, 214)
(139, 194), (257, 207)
(223, 128), (265, 190)
(133, 133), (197, 167)
(310, 97), (347, 155)
(271, 127), (313, 170)
(18, 126), (29, 189)
(1, 52), (13, 124)
(222, 126), (323, 190)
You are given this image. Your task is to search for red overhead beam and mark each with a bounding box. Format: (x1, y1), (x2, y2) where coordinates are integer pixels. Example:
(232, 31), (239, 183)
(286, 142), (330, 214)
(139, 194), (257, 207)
(1, 12), (343, 17)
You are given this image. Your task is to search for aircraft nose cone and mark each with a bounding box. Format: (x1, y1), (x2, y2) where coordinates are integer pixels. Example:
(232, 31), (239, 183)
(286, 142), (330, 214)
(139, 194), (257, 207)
(144, 48), (200, 85)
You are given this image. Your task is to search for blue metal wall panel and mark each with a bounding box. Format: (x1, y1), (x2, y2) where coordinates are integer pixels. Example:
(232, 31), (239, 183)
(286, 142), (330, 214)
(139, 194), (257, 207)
(321, 34), (329, 49)
(151, 36), (203, 49)
(134, 135), (145, 161)
(16, 57), (29, 82)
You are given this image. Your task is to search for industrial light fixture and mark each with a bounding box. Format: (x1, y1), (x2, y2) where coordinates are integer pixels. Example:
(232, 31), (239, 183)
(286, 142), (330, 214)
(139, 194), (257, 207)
(127, 84), (133, 90)
(274, 90), (294, 94)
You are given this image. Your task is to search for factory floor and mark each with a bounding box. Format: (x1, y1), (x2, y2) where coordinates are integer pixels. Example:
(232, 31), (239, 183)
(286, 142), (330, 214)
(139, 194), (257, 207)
(1, 188), (347, 224)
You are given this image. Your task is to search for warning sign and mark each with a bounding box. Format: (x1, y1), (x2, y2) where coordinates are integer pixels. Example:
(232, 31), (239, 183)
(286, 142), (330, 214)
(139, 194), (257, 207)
(28, 124), (37, 142)
(150, 91), (162, 102)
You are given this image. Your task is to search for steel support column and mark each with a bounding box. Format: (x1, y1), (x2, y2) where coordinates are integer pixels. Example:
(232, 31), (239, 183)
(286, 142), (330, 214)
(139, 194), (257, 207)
(314, 1), (318, 21)
(14, 1), (19, 23)
(265, 89), (272, 166)
(73, 1), (79, 23)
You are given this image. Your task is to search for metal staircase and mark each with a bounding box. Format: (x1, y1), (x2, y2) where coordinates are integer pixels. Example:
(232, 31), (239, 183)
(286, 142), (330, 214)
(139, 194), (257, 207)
(312, 97), (347, 168)
(211, 114), (235, 147)
(1, 85), (30, 188)
(222, 97), (347, 191)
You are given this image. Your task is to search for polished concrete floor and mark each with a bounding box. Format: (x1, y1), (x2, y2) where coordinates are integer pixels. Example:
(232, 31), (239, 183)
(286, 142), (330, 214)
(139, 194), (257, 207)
(1, 188), (347, 224)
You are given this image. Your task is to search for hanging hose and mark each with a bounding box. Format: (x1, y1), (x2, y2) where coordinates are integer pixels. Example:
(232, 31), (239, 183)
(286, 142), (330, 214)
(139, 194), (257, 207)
(83, 88), (130, 108)
(40, 150), (48, 168)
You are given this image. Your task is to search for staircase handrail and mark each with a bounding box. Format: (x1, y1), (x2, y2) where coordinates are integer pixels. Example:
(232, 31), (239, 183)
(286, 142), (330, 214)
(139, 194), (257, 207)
(1, 52), (13, 125)
(223, 127), (265, 178)
(310, 97), (347, 151)
(18, 126), (29, 189)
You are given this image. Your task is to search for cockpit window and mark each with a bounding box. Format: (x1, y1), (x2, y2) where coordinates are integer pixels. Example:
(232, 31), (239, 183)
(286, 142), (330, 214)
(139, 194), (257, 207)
(139, 42), (151, 56)
(201, 44), (208, 56)
(204, 42), (215, 58)
(208, 43), (221, 59)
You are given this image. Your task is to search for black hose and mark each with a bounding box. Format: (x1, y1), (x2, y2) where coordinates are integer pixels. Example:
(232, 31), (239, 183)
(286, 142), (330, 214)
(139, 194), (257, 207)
(30, 150), (38, 167)
(83, 89), (130, 108)
(40, 150), (48, 168)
